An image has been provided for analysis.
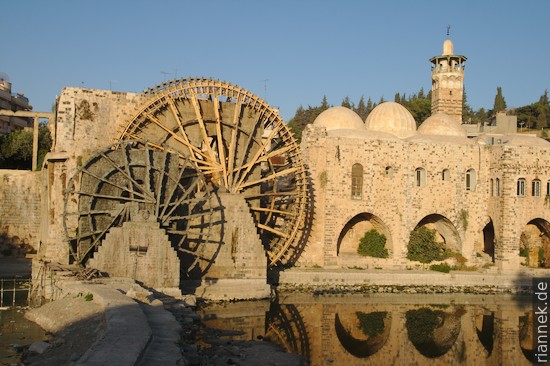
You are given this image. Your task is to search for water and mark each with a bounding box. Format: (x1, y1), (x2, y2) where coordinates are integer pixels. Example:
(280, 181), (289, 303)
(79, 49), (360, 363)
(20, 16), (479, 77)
(199, 293), (537, 366)
(0, 308), (46, 365)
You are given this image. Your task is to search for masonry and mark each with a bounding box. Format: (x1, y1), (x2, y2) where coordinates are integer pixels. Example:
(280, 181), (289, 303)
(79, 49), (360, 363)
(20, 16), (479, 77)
(0, 169), (41, 248)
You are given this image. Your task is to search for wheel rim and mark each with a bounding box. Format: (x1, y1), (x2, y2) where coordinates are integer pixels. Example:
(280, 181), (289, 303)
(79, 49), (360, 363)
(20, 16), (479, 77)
(63, 140), (219, 275)
(119, 78), (308, 266)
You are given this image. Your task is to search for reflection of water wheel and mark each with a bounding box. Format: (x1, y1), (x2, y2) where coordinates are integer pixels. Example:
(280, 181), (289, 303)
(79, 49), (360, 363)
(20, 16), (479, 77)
(64, 140), (219, 276)
(119, 78), (308, 266)
(265, 303), (310, 363)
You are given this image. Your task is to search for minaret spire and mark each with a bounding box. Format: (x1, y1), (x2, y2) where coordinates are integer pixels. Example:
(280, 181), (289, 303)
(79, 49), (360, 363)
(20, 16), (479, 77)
(429, 35), (467, 124)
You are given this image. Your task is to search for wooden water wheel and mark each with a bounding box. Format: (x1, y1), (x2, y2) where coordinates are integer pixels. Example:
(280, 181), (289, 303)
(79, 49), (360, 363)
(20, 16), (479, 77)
(118, 78), (309, 266)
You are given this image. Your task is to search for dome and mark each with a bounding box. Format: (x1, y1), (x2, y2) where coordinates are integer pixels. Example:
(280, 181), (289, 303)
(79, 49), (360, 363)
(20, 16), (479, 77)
(443, 39), (454, 55)
(313, 106), (364, 131)
(365, 102), (417, 138)
(418, 112), (467, 137)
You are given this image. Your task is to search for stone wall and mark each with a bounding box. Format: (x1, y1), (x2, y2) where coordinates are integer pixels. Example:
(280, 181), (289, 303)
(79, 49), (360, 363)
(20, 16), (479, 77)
(299, 123), (550, 272)
(0, 169), (42, 249)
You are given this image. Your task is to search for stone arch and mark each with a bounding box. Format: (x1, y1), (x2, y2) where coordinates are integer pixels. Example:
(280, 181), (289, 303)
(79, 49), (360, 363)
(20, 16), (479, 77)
(482, 219), (495, 262)
(334, 311), (391, 358)
(412, 214), (461, 253)
(336, 213), (392, 257)
(519, 218), (550, 268)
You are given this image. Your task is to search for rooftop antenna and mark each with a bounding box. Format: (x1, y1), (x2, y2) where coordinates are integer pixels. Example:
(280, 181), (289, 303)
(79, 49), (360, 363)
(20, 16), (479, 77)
(161, 71), (171, 82)
(447, 25), (451, 37)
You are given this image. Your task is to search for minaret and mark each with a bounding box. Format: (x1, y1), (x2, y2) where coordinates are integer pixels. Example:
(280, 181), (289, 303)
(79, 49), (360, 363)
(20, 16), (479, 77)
(430, 32), (467, 124)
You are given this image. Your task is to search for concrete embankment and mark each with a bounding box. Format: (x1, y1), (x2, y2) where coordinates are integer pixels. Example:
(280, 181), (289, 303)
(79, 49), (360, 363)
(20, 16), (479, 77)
(276, 267), (542, 294)
(25, 278), (188, 365)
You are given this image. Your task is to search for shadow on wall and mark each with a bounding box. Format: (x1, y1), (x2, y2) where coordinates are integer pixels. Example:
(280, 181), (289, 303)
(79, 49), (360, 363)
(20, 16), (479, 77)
(0, 232), (34, 258)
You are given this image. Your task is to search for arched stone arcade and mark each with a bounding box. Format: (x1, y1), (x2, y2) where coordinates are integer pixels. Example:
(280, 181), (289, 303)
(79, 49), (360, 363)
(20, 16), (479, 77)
(336, 213), (393, 260)
(411, 214), (462, 254)
(519, 218), (550, 268)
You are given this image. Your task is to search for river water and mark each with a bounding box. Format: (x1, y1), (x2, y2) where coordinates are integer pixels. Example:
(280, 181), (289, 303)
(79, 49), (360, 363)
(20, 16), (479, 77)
(199, 293), (538, 366)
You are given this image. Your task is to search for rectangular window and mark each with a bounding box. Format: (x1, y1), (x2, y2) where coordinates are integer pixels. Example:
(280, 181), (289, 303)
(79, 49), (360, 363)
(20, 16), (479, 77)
(533, 180), (541, 197)
(351, 177), (362, 200)
(517, 179), (526, 196)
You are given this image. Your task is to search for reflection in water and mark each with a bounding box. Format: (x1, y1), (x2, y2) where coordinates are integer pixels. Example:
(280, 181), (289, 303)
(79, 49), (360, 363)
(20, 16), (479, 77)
(519, 313), (534, 361)
(405, 307), (463, 358)
(200, 294), (534, 366)
(334, 311), (390, 358)
(265, 302), (311, 363)
(476, 312), (494, 356)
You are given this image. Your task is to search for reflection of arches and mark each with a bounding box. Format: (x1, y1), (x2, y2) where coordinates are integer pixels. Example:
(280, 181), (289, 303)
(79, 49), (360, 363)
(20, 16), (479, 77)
(482, 220), (495, 262)
(334, 311), (391, 358)
(405, 307), (463, 358)
(519, 313), (534, 361)
(475, 312), (494, 356)
(337, 213), (392, 256)
(519, 218), (550, 268)
(413, 214), (461, 252)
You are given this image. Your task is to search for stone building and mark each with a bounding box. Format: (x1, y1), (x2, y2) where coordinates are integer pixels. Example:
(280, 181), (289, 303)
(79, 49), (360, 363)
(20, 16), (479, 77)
(298, 38), (550, 272)
(0, 79), (33, 134)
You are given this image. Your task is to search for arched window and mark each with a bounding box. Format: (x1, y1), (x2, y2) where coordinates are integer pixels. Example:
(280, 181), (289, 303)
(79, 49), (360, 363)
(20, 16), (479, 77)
(442, 169), (450, 181)
(466, 169), (477, 191)
(415, 168), (426, 187)
(547, 180), (550, 196)
(351, 164), (363, 200)
(517, 178), (526, 196)
(532, 179), (541, 197)
(490, 178), (494, 196)
(495, 178), (500, 196)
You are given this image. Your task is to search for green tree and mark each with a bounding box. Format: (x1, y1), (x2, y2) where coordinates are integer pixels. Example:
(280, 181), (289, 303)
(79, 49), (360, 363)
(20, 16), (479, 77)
(357, 229), (388, 258)
(493, 87), (507, 115)
(341, 96), (353, 109)
(407, 226), (449, 263)
(462, 87), (474, 123)
(0, 126), (52, 170)
(355, 96), (368, 120)
(286, 97), (330, 142)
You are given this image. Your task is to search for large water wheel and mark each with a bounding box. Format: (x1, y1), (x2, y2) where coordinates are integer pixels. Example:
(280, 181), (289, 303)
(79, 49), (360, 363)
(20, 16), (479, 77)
(118, 78), (309, 266)
(64, 140), (220, 276)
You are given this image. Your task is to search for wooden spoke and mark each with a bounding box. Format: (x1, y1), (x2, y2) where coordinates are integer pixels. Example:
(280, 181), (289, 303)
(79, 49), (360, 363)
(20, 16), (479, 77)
(117, 79), (309, 267)
(64, 140), (218, 274)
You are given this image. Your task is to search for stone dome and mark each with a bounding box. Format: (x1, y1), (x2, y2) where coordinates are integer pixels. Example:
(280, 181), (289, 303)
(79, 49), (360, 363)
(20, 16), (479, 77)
(418, 112), (467, 137)
(313, 106), (365, 131)
(365, 102), (416, 138)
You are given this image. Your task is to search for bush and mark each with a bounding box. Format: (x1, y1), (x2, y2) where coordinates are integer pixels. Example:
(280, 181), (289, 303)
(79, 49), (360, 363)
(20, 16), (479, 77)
(430, 263), (451, 273)
(357, 229), (388, 258)
(407, 226), (449, 263)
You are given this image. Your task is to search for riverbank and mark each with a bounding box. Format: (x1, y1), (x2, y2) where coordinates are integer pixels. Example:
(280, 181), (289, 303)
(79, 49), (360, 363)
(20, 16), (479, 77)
(275, 267), (545, 295)
(21, 277), (301, 366)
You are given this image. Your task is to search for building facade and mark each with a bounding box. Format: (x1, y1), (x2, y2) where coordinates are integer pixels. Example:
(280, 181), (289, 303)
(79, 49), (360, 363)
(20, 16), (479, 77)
(298, 38), (550, 272)
(0, 79), (33, 135)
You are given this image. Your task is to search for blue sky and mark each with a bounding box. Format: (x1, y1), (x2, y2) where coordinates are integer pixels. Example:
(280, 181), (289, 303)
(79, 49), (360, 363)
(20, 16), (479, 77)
(2, 1), (550, 121)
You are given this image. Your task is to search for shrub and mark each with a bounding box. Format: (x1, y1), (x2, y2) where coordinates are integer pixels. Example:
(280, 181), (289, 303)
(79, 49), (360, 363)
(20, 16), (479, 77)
(357, 229), (388, 258)
(430, 263), (451, 273)
(407, 226), (449, 263)
(519, 247), (528, 257)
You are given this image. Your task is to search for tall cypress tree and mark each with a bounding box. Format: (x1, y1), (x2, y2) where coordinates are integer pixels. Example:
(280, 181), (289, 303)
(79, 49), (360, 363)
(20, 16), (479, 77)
(493, 87), (507, 114)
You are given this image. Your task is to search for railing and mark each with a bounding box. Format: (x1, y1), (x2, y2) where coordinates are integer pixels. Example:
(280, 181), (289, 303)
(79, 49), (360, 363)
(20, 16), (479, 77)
(0, 278), (30, 308)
